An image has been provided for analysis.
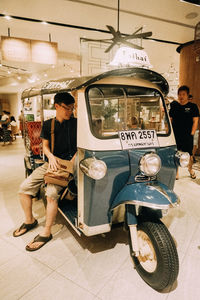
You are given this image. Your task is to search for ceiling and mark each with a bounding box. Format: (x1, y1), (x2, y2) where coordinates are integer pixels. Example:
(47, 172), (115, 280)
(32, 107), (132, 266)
(0, 0), (200, 94)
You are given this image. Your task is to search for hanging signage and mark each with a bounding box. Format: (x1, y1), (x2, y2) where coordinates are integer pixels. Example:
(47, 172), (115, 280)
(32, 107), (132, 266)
(110, 46), (152, 68)
(1, 36), (58, 64)
(1, 36), (31, 62)
(31, 40), (57, 64)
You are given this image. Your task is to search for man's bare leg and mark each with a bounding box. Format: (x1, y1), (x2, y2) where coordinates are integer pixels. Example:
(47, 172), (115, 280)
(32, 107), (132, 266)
(188, 156), (196, 178)
(41, 197), (58, 236)
(193, 145), (197, 157)
(14, 193), (36, 236)
(176, 167), (179, 180)
(26, 197), (58, 249)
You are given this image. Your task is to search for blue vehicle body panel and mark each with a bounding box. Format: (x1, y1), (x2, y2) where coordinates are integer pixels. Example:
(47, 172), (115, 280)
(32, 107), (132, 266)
(83, 150), (130, 227)
(109, 181), (179, 210)
(83, 145), (177, 227)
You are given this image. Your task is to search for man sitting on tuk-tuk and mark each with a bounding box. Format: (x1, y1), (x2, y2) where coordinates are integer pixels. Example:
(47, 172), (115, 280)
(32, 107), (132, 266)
(13, 92), (77, 251)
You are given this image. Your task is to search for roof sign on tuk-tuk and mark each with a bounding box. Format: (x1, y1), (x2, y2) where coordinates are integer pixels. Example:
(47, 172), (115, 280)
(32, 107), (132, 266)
(42, 79), (75, 92)
(110, 47), (152, 69)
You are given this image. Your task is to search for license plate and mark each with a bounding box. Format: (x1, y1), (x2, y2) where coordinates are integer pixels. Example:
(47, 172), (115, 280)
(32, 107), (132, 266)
(119, 130), (159, 150)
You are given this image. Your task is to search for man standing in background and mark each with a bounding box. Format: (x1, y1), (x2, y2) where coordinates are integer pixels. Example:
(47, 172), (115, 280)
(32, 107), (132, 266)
(169, 85), (199, 179)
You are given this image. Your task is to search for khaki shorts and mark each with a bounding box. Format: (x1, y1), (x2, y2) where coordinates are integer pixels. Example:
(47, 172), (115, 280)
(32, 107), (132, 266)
(19, 162), (63, 201)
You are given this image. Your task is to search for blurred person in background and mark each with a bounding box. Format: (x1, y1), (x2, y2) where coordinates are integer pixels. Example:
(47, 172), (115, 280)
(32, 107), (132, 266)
(0, 111), (12, 145)
(10, 116), (19, 141)
(18, 110), (24, 137)
(169, 86), (199, 179)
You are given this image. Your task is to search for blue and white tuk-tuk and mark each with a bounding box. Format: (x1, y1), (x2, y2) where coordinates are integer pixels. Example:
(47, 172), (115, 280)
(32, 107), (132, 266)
(21, 67), (189, 291)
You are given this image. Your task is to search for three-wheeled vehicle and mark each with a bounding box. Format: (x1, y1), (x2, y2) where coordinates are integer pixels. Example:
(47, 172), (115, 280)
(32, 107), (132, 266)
(21, 67), (189, 291)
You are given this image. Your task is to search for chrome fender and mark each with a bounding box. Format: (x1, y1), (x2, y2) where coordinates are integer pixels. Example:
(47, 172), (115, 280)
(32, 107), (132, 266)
(110, 181), (180, 211)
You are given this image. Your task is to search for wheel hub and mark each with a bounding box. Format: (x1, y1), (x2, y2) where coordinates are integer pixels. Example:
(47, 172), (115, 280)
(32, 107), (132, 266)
(137, 230), (157, 272)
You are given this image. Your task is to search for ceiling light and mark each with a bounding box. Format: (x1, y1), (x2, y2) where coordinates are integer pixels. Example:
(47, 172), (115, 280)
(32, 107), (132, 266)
(27, 76), (36, 83)
(11, 82), (18, 86)
(17, 75), (21, 80)
(7, 70), (11, 74)
(41, 21), (48, 25)
(4, 15), (12, 20)
(44, 73), (48, 77)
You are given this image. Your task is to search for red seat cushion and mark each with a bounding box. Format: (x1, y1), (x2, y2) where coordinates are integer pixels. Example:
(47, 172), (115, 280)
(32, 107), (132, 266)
(26, 121), (42, 155)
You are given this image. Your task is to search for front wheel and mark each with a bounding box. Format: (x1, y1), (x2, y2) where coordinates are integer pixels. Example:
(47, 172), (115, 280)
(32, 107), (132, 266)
(128, 219), (179, 291)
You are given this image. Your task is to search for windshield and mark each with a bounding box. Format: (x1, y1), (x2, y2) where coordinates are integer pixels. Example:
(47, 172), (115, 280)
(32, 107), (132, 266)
(86, 85), (170, 139)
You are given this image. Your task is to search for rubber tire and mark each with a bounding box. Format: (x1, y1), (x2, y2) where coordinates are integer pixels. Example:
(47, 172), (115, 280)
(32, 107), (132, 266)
(129, 219), (179, 291)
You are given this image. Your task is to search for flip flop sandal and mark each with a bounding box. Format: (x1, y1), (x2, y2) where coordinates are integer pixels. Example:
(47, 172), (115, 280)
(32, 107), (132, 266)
(13, 219), (38, 237)
(25, 234), (52, 252)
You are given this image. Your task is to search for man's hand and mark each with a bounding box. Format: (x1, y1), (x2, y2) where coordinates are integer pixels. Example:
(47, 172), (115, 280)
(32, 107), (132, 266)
(42, 139), (59, 171)
(48, 154), (59, 171)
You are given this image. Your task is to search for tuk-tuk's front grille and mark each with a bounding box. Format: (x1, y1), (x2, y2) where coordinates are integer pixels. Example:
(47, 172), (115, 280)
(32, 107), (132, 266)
(135, 174), (156, 182)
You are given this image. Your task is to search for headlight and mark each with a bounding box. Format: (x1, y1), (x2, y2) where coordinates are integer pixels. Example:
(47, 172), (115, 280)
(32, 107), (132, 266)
(80, 157), (107, 180)
(175, 151), (190, 167)
(139, 153), (161, 176)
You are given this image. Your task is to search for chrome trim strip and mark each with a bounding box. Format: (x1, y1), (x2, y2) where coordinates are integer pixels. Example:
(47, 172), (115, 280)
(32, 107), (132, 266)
(134, 175), (156, 182)
(111, 199), (180, 210)
(147, 183), (178, 208)
(58, 208), (82, 236)
(79, 223), (111, 236)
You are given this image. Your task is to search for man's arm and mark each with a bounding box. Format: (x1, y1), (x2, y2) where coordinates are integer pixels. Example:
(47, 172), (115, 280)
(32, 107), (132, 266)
(70, 152), (77, 164)
(191, 117), (199, 136)
(42, 139), (58, 171)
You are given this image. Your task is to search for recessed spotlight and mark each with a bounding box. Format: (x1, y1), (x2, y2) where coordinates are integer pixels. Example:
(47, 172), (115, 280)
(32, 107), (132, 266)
(11, 82), (18, 86)
(44, 73), (48, 77)
(17, 75), (21, 80)
(4, 15), (12, 20)
(27, 77), (36, 83)
(41, 21), (48, 25)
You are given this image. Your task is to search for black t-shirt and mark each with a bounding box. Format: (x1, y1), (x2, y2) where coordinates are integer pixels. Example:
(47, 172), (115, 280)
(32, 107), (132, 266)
(169, 101), (199, 136)
(40, 117), (77, 160)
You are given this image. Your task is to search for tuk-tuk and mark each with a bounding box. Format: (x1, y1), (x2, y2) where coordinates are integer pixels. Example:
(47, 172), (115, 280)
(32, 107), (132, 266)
(21, 67), (189, 291)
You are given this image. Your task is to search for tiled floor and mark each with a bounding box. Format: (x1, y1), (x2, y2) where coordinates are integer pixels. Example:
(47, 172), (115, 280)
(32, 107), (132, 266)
(1, 137), (200, 300)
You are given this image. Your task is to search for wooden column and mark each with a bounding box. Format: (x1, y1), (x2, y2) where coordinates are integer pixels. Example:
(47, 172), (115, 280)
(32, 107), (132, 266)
(178, 40), (200, 107)
(178, 40), (200, 154)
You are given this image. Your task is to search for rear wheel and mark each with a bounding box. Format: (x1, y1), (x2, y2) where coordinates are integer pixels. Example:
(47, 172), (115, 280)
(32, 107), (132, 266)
(128, 220), (179, 291)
